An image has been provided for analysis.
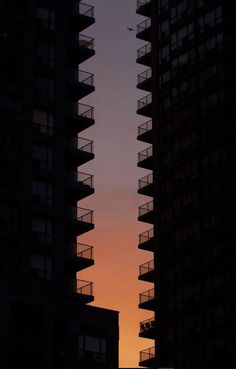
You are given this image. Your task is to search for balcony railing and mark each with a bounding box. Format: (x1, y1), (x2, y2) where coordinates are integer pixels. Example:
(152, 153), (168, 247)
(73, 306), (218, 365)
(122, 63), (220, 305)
(68, 69), (94, 86)
(138, 146), (153, 163)
(138, 94), (152, 110)
(67, 102), (94, 120)
(139, 228), (154, 244)
(139, 200), (153, 217)
(78, 103), (94, 119)
(138, 120), (152, 136)
(77, 207), (94, 223)
(140, 346), (155, 363)
(137, 18), (151, 34)
(77, 242), (93, 259)
(77, 279), (93, 295)
(71, 2), (94, 18)
(137, 68), (152, 85)
(139, 259), (154, 276)
(68, 171), (94, 189)
(139, 288), (155, 304)
(68, 206), (94, 224)
(137, 43), (151, 59)
(138, 173), (153, 190)
(70, 34), (94, 50)
(68, 136), (94, 153)
(78, 137), (94, 153)
(140, 317), (155, 333)
(137, 0), (151, 10)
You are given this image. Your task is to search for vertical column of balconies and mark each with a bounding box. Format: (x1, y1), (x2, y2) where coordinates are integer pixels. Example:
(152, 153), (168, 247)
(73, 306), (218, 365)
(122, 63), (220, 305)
(66, 1), (95, 303)
(136, 1), (156, 367)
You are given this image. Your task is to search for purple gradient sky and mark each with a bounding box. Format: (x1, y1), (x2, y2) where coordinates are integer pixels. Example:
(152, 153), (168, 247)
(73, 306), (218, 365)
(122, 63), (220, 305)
(77, 1), (152, 366)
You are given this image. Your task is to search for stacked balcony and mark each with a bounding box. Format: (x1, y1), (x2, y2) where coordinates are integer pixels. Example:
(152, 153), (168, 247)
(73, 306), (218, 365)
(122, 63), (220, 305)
(136, 0), (151, 17)
(66, 102), (95, 133)
(137, 4), (156, 365)
(68, 2), (95, 32)
(67, 278), (94, 304)
(137, 120), (153, 143)
(66, 171), (94, 201)
(139, 259), (154, 282)
(138, 228), (154, 251)
(139, 317), (155, 339)
(67, 242), (94, 272)
(139, 346), (155, 367)
(66, 1), (95, 304)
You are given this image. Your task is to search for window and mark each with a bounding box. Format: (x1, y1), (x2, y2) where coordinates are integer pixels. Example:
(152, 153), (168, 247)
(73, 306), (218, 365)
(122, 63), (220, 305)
(78, 334), (107, 364)
(159, 71), (170, 88)
(32, 144), (53, 170)
(34, 78), (54, 99)
(170, 0), (188, 24)
(32, 216), (53, 244)
(36, 7), (55, 30)
(171, 23), (194, 50)
(200, 90), (224, 117)
(32, 181), (53, 206)
(37, 43), (55, 66)
(31, 254), (52, 280)
(198, 33), (223, 60)
(159, 19), (169, 38)
(158, 0), (168, 13)
(171, 49), (195, 77)
(199, 62), (224, 88)
(197, 6), (222, 33)
(159, 44), (170, 64)
(33, 109), (54, 136)
(0, 94), (21, 121)
(0, 205), (19, 232)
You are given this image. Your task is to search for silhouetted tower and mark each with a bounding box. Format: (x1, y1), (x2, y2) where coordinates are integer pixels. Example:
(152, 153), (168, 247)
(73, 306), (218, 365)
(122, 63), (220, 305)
(136, 0), (236, 367)
(0, 0), (118, 367)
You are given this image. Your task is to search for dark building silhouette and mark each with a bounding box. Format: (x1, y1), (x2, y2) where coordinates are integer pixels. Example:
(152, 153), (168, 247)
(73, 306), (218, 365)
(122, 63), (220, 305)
(0, 0), (118, 367)
(136, 0), (236, 367)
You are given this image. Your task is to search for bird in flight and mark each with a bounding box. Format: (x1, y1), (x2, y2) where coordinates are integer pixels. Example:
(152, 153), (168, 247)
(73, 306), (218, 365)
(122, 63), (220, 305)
(127, 27), (135, 31)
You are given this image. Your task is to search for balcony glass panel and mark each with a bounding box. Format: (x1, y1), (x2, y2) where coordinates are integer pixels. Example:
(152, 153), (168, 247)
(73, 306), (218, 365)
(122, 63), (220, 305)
(137, 0), (151, 10)
(137, 18), (151, 34)
(139, 288), (155, 304)
(140, 317), (155, 333)
(137, 69), (152, 85)
(137, 94), (152, 110)
(140, 346), (155, 362)
(138, 146), (153, 163)
(137, 43), (151, 59)
(139, 259), (154, 276)
(138, 173), (153, 190)
(138, 120), (152, 136)
(139, 228), (154, 244)
(68, 69), (94, 86)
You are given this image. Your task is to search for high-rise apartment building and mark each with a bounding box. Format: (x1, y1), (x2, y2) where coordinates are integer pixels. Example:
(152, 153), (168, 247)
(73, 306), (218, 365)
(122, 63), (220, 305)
(136, 0), (236, 367)
(0, 0), (118, 367)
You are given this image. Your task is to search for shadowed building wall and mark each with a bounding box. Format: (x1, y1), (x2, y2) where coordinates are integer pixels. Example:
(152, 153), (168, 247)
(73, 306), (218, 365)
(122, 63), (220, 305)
(136, 0), (236, 367)
(0, 0), (118, 367)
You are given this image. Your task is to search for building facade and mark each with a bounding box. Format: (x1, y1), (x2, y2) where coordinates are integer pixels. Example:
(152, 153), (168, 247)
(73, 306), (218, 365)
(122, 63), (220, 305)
(0, 0), (118, 367)
(136, 0), (236, 367)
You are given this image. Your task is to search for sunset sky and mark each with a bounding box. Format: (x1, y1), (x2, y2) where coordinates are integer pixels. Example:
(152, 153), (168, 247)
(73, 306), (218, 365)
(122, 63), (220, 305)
(77, 0), (152, 367)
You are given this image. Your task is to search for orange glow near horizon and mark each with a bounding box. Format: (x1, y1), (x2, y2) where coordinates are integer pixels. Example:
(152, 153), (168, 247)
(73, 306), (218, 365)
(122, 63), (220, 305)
(77, 0), (152, 366)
